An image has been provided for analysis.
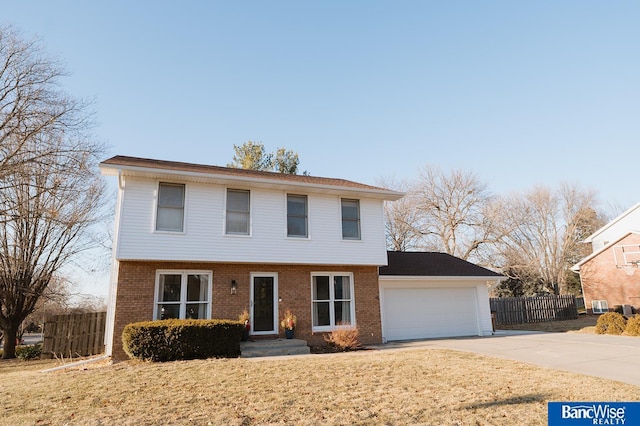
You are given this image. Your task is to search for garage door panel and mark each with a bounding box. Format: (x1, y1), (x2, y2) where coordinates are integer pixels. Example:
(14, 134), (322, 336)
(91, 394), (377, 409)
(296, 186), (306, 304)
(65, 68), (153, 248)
(383, 287), (479, 341)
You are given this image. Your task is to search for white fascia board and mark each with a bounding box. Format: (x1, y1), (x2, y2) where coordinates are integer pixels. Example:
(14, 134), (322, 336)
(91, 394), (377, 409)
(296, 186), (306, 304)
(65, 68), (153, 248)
(379, 275), (506, 282)
(572, 230), (640, 271)
(583, 202), (640, 243)
(100, 164), (405, 201)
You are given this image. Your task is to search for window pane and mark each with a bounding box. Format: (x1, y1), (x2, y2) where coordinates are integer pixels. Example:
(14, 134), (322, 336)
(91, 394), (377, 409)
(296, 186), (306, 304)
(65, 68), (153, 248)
(226, 212), (249, 234)
(187, 274), (208, 301)
(158, 304), (180, 320)
(334, 301), (352, 325)
(157, 207), (184, 232)
(227, 190), (249, 212)
(157, 183), (184, 232)
(186, 303), (207, 319)
(287, 195), (306, 215)
(159, 274), (181, 302)
(287, 216), (306, 237)
(334, 276), (351, 299)
(159, 183), (184, 207)
(313, 302), (331, 326)
(313, 276), (330, 300)
(342, 220), (360, 239)
(341, 200), (359, 220)
(341, 199), (360, 239)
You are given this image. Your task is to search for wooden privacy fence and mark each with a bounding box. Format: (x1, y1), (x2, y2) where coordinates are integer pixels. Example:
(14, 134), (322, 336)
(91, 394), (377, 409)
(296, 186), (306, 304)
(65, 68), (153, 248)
(42, 311), (106, 358)
(490, 295), (578, 325)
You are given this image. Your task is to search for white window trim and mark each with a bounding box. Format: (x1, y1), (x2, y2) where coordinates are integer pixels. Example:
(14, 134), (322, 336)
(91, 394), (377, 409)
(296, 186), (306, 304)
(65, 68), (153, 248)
(340, 198), (361, 241)
(310, 272), (356, 332)
(250, 272), (278, 335)
(285, 193), (310, 239)
(592, 300), (609, 314)
(224, 188), (252, 237)
(153, 270), (212, 320)
(154, 182), (187, 234)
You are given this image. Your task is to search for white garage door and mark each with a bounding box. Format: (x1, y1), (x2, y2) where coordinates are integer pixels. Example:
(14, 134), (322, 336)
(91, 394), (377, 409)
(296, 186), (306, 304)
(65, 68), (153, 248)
(382, 287), (479, 341)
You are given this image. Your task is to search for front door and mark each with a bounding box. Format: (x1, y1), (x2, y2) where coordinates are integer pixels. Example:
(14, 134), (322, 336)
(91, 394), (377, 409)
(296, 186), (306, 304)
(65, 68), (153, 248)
(251, 273), (278, 335)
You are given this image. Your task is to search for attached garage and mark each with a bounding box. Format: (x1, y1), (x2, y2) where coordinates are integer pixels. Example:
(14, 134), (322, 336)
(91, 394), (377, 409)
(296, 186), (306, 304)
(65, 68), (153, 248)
(379, 252), (503, 343)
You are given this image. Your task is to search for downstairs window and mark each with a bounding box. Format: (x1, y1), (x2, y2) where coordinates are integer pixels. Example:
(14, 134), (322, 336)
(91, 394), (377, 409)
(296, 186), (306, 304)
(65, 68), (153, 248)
(311, 273), (355, 331)
(155, 271), (212, 320)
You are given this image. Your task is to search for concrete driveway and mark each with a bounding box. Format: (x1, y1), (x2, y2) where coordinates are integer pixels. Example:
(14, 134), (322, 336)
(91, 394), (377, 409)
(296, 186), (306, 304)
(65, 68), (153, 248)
(380, 331), (640, 386)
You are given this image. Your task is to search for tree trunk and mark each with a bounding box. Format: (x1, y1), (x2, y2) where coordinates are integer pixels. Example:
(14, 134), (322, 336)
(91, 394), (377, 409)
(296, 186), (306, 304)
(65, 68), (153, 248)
(2, 324), (18, 359)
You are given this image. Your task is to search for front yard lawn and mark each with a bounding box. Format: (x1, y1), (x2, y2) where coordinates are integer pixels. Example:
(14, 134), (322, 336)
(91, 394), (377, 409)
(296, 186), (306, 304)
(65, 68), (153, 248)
(2, 347), (638, 425)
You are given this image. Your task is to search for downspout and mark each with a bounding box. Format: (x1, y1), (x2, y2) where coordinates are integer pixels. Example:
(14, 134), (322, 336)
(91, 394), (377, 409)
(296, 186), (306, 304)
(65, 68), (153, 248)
(104, 169), (125, 357)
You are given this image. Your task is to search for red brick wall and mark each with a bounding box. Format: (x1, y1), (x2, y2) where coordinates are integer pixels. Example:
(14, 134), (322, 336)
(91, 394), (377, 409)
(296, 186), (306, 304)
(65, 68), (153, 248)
(111, 261), (382, 360)
(580, 233), (640, 313)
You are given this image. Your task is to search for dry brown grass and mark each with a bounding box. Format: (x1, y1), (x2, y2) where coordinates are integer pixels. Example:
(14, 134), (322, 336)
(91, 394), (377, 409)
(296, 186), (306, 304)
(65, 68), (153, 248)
(2, 347), (638, 426)
(498, 315), (598, 333)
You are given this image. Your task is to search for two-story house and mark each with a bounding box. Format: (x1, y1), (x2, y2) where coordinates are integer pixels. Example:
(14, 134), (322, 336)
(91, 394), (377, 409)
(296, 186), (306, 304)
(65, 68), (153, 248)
(99, 155), (405, 359)
(572, 202), (640, 314)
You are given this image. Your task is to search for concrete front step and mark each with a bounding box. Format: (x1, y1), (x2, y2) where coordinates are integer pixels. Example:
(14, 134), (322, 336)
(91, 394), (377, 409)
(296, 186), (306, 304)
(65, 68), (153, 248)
(240, 338), (310, 358)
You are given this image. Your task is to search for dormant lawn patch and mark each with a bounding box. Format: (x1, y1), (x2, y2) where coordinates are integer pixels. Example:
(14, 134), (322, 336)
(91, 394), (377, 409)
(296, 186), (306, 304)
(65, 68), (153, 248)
(3, 348), (638, 425)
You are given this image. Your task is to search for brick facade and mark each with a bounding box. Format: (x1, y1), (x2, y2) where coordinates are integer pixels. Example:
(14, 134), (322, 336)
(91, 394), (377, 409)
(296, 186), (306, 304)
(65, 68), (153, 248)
(580, 233), (640, 314)
(112, 261), (382, 360)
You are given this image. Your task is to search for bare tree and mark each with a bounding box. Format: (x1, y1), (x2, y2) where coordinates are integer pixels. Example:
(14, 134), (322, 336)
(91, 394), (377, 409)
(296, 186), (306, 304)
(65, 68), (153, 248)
(414, 165), (500, 261)
(492, 184), (599, 295)
(378, 177), (423, 251)
(0, 26), (105, 358)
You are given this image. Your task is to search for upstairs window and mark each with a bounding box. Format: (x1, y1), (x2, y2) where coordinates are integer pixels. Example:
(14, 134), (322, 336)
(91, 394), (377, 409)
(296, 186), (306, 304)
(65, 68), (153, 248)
(287, 194), (308, 237)
(226, 189), (250, 235)
(341, 199), (360, 240)
(156, 183), (185, 232)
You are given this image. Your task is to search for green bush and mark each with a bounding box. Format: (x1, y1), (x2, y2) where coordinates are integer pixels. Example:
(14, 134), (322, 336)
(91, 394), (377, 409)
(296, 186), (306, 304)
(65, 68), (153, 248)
(594, 312), (627, 335)
(122, 319), (243, 362)
(625, 315), (640, 336)
(16, 343), (42, 360)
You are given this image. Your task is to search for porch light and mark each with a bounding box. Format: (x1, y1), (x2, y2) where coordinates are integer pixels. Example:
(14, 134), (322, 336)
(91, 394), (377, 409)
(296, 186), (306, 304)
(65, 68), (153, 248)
(231, 280), (237, 295)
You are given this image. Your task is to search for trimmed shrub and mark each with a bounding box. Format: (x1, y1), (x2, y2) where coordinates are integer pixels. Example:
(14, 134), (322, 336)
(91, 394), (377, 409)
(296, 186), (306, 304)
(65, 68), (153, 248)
(625, 315), (640, 336)
(122, 319), (244, 362)
(16, 343), (42, 360)
(324, 326), (362, 351)
(594, 312), (627, 335)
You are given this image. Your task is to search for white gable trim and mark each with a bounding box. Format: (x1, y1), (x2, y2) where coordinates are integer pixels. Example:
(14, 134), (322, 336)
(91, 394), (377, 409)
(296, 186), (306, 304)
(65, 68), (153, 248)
(583, 202), (640, 243)
(572, 230), (640, 271)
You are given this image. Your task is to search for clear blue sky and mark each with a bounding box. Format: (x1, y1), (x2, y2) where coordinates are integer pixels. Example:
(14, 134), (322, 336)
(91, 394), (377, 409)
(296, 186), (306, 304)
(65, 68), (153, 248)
(5, 2), (639, 297)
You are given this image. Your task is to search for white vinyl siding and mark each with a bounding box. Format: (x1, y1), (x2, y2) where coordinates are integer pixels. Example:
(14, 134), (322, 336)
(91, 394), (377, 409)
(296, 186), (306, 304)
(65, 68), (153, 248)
(115, 178), (388, 265)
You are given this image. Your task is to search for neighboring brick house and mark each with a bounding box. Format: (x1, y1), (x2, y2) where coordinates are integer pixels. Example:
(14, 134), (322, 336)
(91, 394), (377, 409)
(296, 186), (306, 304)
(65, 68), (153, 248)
(572, 203), (640, 314)
(100, 156), (403, 359)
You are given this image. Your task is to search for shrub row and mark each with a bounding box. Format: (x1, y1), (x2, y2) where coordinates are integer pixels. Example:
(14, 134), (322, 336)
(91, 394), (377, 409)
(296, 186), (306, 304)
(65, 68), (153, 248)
(595, 312), (640, 336)
(122, 319), (244, 362)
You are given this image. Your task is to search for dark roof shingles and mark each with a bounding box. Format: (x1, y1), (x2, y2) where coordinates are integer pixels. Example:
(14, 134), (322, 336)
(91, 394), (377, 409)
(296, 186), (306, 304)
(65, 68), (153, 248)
(100, 155), (392, 192)
(380, 251), (503, 277)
